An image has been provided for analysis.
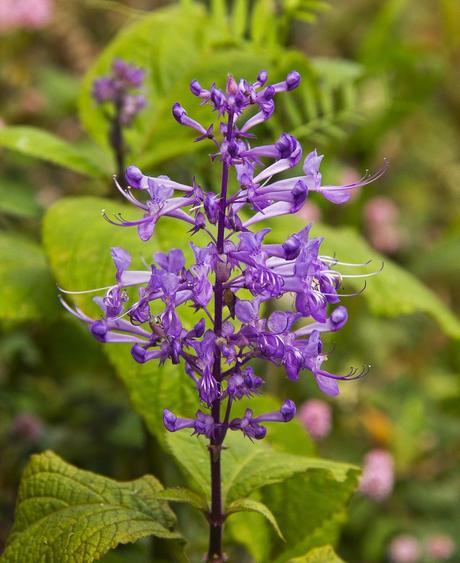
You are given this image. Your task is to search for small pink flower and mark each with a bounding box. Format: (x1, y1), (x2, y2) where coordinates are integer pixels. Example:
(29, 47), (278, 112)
(364, 196), (399, 225)
(388, 535), (421, 563)
(364, 196), (403, 253)
(298, 399), (332, 440)
(359, 449), (394, 501)
(426, 534), (455, 560)
(298, 201), (322, 223)
(0, 0), (53, 32)
(11, 412), (43, 442)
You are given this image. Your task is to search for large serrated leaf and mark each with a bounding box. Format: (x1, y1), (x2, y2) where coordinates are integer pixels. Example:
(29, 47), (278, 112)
(166, 430), (358, 504)
(2, 451), (179, 562)
(266, 470), (358, 562)
(0, 233), (59, 322)
(288, 545), (345, 562)
(154, 487), (208, 511)
(0, 126), (106, 178)
(227, 498), (284, 540)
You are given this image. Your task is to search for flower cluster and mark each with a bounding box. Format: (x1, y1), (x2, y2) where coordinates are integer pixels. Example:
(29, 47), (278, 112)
(359, 448), (395, 501)
(92, 59), (146, 125)
(299, 399), (332, 440)
(63, 70), (385, 442)
(388, 533), (456, 563)
(389, 535), (421, 563)
(0, 0), (53, 32)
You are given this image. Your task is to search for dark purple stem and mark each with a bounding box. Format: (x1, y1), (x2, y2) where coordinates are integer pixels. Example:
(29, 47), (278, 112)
(207, 111), (234, 563)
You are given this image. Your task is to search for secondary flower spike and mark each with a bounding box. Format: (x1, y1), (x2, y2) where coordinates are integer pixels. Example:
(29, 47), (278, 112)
(62, 70), (385, 444)
(92, 58), (146, 125)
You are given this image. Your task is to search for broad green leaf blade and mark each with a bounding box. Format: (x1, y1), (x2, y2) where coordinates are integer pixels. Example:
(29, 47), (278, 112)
(226, 510), (272, 563)
(227, 498), (284, 540)
(106, 348), (198, 443)
(154, 488), (208, 511)
(231, 0), (248, 37)
(0, 180), (41, 219)
(266, 470), (359, 562)
(0, 127), (106, 178)
(2, 451), (179, 562)
(0, 233), (59, 322)
(269, 217), (460, 339)
(166, 430), (358, 504)
(288, 545), (345, 562)
(42, 196), (200, 439)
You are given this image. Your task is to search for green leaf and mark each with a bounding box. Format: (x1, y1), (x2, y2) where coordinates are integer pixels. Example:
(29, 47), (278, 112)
(227, 498), (284, 541)
(107, 348), (199, 442)
(226, 510), (272, 562)
(2, 450), (179, 562)
(0, 127), (106, 178)
(288, 545), (345, 562)
(166, 432), (357, 561)
(42, 196), (201, 439)
(0, 180), (41, 219)
(269, 217), (460, 339)
(231, 0), (248, 37)
(166, 430), (358, 505)
(251, 0), (276, 45)
(154, 488), (208, 511)
(265, 470), (359, 562)
(0, 233), (59, 322)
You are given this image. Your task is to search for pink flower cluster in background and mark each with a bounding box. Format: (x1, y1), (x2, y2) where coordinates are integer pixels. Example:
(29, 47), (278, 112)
(388, 533), (455, 562)
(299, 399), (332, 440)
(364, 196), (404, 254)
(359, 448), (394, 501)
(389, 535), (421, 563)
(426, 534), (456, 561)
(0, 0), (53, 32)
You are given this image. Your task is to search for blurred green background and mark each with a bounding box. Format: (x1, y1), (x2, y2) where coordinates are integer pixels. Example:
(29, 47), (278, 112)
(0, 1), (459, 561)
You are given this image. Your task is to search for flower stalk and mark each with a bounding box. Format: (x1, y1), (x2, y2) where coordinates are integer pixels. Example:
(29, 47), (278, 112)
(92, 58), (147, 188)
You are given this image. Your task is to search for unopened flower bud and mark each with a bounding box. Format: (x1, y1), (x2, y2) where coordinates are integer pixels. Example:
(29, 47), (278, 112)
(286, 70), (301, 90)
(125, 165), (144, 189)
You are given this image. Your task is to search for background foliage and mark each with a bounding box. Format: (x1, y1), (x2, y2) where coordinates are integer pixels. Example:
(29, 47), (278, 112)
(0, 0), (459, 561)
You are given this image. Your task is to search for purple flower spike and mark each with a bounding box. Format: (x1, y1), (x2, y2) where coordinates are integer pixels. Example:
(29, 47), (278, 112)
(64, 69), (382, 464)
(91, 58), (146, 126)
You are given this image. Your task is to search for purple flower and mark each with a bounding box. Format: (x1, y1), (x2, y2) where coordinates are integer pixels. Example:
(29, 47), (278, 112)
(229, 400), (295, 440)
(92, 58), (146, 126)
(63, 70), (384, 448)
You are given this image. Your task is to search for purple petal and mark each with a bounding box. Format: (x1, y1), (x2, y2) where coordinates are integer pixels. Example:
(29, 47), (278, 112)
(315, 373), (340, 396)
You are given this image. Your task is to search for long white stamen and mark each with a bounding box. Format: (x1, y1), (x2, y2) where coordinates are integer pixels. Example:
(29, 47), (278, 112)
(58, 284), (114, 295)
(320, 256), (373, 267)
